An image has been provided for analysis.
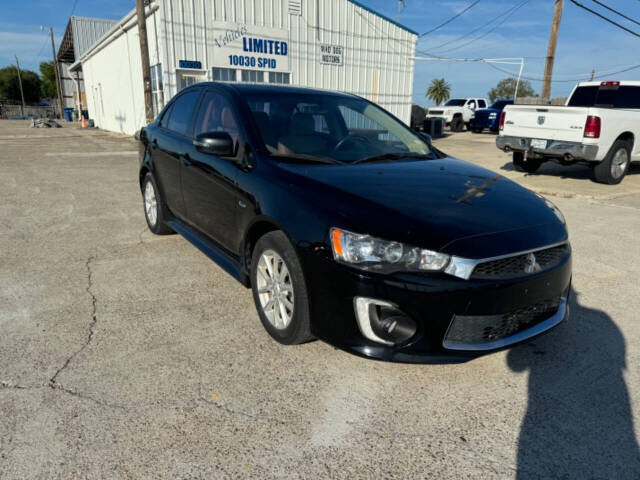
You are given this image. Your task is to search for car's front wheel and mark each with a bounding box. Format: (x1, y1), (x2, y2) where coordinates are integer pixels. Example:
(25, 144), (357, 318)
(142, 173), (173, 235)
(250, 231), (313, 345)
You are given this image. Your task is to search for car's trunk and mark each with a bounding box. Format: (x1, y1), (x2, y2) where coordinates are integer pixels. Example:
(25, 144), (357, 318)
(502, 105), (590, 142)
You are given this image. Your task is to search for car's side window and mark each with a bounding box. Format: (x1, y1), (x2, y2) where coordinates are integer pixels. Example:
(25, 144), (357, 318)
(166, 90), (201, 137)
(158, 104), (173, 129)
(478, 99), (487, 108)
(194, 91), (241, 147)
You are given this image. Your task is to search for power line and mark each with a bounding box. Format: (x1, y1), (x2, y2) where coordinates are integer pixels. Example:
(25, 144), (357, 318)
(419, 0), (481, 37)
(569, 0), (640, 38)
(486, 60), (640, 82)
(590, 0), (640, 28)
(424, 0), (530, 52)
(429, 0), (531, 54)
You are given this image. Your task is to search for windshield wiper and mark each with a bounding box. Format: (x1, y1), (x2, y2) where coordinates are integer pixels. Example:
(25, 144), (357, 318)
(352, 152), (433, 164)
(270, 153), (342, 165)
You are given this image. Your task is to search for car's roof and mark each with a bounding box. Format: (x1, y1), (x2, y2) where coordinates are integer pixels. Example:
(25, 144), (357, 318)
(576, 80), (640, 87)
(194, 82), (360, 98)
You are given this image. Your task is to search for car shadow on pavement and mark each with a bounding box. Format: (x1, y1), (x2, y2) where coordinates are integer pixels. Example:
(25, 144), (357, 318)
(506, 291), (640, 479)
(500, 161), (640, 182)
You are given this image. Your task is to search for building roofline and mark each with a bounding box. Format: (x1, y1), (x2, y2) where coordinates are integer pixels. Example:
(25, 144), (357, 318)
(347, 0), (418, 36)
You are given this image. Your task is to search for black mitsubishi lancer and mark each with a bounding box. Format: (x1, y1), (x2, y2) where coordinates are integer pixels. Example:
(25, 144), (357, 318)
(136, 83), (571, 362)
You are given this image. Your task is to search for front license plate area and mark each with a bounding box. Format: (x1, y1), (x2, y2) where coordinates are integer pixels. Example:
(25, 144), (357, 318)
(530, 138), (547, 150)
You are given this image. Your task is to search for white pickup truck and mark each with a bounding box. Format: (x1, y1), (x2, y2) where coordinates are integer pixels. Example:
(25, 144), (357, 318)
(427, 98), (488, 132)
(496, 81), (640, 184)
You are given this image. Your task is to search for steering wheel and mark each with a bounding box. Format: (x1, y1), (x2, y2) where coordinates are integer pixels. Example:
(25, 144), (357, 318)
(334, 134), (371, 152)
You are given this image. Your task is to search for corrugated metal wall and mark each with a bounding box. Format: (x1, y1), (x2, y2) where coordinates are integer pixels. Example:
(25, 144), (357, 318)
(71, 17), (119, 58)
(160, 0), (416, 123)
(81, 0), (416, 134)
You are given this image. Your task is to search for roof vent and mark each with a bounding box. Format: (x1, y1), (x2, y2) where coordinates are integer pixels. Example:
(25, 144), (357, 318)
(288, 0), (302, 15)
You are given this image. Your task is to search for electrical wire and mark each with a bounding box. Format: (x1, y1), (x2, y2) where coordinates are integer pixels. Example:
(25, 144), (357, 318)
(569, 0), (640, 38)
(486, 60), (640, 82)
(424, 0), (530, 52)
(590, 0), (640, 28)
(419, 0), (481, 37)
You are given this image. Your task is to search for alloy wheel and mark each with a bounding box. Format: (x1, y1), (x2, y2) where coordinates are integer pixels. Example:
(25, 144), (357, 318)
(256, 249), (294, 330)
(144, 181), (158, 227)
(611, 148), (629, 179)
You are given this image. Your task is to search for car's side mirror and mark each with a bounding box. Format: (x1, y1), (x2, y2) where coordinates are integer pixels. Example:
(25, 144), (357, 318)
(193, 131), (235, 157)
(420, 132), (432, 145)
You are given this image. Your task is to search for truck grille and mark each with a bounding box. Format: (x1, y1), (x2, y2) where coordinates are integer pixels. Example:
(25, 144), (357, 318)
(444, 298), (561, 347)
(429, 110), (444, 115)
(471, 244), (570, 280)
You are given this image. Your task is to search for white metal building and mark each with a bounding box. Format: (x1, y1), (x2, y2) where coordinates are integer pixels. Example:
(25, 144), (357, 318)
(74, 0), (418, 135)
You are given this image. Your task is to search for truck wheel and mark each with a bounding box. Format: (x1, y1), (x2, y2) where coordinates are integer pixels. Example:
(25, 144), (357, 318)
(513, 151), (542, 173)
(593, 140), (631, 185)
(451, 117), (464, 132)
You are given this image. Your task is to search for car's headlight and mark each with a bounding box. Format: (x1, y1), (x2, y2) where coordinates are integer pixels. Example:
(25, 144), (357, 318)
(330, 228), (450, 273)
(536, 194), (566, 224)
(489, 113), (497, 119)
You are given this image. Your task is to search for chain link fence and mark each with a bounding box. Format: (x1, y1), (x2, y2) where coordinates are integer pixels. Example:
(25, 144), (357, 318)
(0, 100), (59, 119)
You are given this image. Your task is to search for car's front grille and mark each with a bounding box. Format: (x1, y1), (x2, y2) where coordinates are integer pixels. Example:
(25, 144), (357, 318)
(444, 297), (561, 347)
(429, 110), (444, 115)
(471, 244), (570, 280)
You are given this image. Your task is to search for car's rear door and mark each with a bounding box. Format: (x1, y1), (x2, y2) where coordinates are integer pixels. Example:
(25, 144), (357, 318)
(181, 88), (242, 253)
(152, 89), (202, 219)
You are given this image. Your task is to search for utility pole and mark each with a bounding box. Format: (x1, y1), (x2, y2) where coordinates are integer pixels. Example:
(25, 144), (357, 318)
(589, 68), (595, 81)
(14, 56), (26, 116)
(136, 0), (153, 124)
(541, 0), (563, 102)
(49, 27), (64, 120)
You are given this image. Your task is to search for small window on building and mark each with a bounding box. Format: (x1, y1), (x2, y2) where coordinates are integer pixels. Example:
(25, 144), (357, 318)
(268, 72), (291, 84)
(150, 64), (164, 117)
(213, 67), (237, 82)
(241, 70), (265, 83)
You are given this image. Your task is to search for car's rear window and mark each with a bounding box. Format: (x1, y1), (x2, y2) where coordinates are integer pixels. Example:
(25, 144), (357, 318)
(568, 85), (640, 108)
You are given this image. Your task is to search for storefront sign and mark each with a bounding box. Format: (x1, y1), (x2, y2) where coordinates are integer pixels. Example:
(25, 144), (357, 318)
(178, 60), (202, 69)
(319, 44), (343, 66)
(210, 22), (289, 73)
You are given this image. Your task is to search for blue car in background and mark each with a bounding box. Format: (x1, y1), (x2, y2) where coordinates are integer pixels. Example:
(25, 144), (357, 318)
(469, 99), (513, 133)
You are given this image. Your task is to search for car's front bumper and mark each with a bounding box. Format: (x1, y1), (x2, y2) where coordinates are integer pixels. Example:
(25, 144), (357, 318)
(469, 117), (499, 130)
(496, 135), (599, 161)
(298, 246), (572, 363)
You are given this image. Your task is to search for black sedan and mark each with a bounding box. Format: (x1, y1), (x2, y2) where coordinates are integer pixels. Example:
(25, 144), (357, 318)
(136, 83), (571, 362)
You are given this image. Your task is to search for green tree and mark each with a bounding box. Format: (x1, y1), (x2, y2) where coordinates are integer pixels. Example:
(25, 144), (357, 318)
(488, 78), (537, 103)
(39, 61), (58, 99)
(0, 66), (42, 103)
(426, 78), (451, 106)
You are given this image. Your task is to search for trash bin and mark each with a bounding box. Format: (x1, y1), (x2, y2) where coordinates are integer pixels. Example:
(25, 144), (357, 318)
(63, 108), (74, 122)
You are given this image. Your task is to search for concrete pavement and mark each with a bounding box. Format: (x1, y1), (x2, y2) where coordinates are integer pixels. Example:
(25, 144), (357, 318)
(1, 121), (639, 479)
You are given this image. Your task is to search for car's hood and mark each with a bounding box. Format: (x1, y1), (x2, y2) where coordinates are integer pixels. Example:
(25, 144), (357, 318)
(278, 157), (567, 258)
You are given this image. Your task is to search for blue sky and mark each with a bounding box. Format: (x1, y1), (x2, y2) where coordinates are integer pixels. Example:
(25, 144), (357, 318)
(2, 0), (640, 106)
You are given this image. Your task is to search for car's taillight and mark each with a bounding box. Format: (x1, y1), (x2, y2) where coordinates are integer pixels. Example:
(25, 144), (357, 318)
(499, 111), (506, 131)
(584, 115), (601, 138)
(600, 81), (620, 87)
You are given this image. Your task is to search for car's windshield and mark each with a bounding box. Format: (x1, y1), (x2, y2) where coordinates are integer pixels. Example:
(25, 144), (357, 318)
(444, 99), (466, 106)
(245, 91), (434, 163)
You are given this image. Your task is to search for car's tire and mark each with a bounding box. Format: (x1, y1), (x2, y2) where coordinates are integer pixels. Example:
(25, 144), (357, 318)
(142, 173), (173, 235)
(513, 151), (542, 173)
(250, 231), (314, 345)
(593, 139), (632, 185)
(451, 116), (464, 132)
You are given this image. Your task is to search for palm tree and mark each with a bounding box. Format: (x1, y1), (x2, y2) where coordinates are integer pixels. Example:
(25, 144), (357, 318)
(426, 78), (451, 106)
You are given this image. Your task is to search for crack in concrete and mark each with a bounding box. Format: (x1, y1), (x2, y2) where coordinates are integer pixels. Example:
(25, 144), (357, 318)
(49, 256), (98, 387)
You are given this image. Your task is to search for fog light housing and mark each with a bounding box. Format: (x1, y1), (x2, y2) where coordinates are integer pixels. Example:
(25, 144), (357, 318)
(354, 297), (417, 346)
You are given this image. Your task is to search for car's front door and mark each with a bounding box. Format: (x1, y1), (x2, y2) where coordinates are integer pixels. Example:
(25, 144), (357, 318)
(152, 89), (202, 219)
(181, 89), (242, 252)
